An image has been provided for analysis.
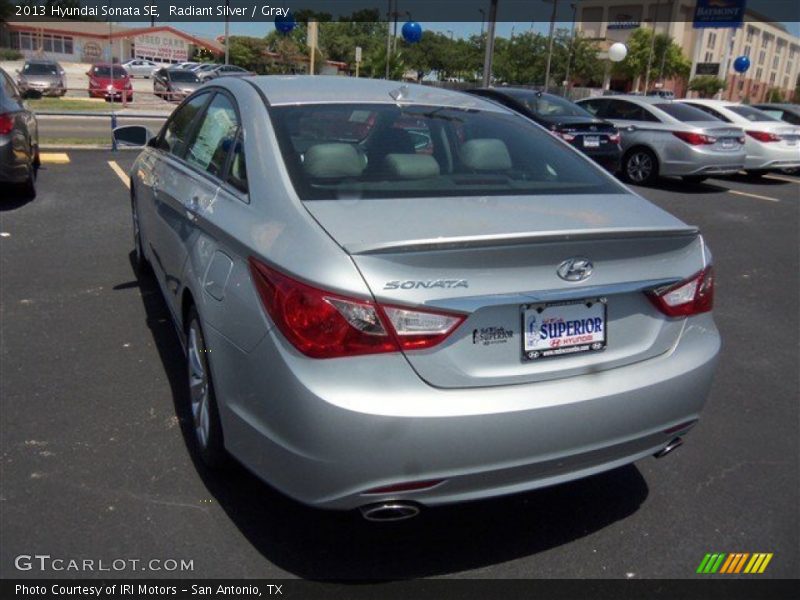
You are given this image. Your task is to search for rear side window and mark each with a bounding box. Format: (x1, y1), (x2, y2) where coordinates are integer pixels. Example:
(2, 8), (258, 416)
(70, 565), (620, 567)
(654, 102), (722, 122)
(226, 132), (248, 193)
(184, 93), (239, 177)
(728, 105), (780, 122)
(683, 103), (731, 122)
(158, 93), (210, 157)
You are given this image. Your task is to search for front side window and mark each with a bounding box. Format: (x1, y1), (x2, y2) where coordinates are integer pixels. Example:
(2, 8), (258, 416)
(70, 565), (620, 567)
(602, 101), (659, 122)
(184, 93), (239, 177)
(270, 103), (624, 201)
(158, 93), (210, 157)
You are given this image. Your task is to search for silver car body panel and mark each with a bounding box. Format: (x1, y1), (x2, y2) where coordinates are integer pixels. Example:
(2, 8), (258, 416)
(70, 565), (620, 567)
(129, 77), (720, 510)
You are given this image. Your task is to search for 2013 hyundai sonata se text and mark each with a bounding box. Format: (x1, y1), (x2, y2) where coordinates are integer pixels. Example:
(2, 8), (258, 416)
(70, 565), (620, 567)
(120, 77), (720, 521)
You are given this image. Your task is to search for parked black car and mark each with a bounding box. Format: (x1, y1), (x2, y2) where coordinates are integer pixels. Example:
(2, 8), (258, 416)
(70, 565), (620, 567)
(465, 88), (622, 172)
(0, 68), (38, 198)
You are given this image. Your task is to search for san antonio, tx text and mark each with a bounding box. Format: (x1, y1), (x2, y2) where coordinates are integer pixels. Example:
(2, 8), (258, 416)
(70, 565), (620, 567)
(16, 584), (280, 596)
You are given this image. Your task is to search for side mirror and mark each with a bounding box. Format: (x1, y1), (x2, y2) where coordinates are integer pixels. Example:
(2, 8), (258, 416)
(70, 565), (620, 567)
(113, 125), (154, 148)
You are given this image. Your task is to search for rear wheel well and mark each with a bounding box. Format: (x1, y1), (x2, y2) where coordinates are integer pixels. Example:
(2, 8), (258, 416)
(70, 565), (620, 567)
(181, 289), (195, 333)
(624, 145), (658, 165)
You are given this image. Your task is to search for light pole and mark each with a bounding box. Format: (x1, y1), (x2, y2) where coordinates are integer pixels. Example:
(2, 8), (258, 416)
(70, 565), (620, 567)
(224, 0), (230, 65)
(643, 0), (661, 93)
(543, 0), (559, 93)
(481, 0), (498, 87)
(385, 0), (392, 79)
(563, 2), (577, 98)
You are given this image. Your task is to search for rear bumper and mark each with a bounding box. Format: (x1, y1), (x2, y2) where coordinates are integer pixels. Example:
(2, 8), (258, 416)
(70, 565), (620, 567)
(585, 147), (622, 172)
(745, 140), (800, 171)
(208, 312), (720, 511)
(0, 139), (29, 184)
(660, 145), (746, 177)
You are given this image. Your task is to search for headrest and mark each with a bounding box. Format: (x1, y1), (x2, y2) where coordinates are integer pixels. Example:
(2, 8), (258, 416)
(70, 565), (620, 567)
(383, 154), (440, 179)
(303, 143), (365, 179)
(459, 138), (512, 171)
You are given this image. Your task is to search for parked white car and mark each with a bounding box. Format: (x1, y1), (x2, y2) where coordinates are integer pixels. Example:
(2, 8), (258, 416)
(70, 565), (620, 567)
(676, 99), (800, 176)
(121, 59), (161, 79)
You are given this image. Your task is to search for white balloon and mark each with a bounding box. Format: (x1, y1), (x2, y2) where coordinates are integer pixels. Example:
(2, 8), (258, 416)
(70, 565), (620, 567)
(609, 42), (628, 63)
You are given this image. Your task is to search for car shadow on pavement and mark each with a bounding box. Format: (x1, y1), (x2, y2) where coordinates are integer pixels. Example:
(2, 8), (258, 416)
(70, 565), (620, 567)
(641, 179), (730, 194)
(0, 188), (35, 211)
(130, 253), (650, 581)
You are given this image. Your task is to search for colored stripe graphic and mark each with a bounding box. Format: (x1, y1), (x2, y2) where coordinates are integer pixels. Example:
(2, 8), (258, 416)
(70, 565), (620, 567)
(701, 553), (774, 574)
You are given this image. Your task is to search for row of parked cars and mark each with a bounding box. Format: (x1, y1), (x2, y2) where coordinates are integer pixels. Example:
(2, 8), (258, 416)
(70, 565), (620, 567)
(11, 58), (253, 103)
(467, 87), (800, 184)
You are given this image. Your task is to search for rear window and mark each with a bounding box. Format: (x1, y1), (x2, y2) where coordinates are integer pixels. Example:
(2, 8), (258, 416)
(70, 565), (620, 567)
(507, 92), (593, 118)
(270, 104), (624, 201)
(654, 102), (721, 122)
(728, 105), (780, 122)
(169, 70), (200, 82)
(92, 66), (127, 78)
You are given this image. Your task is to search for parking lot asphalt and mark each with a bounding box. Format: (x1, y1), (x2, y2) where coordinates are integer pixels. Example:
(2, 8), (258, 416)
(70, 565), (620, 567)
(1, 151), (798, 580)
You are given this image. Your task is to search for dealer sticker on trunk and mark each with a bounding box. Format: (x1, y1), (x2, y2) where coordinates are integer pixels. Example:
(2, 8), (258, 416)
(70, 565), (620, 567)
(522, 299), (607, 360)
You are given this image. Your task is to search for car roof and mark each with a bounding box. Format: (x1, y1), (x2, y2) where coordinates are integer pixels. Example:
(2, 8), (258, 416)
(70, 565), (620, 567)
(677, 98), (736, 107)
(591, 94), (673, 105)
(248, 76), (505, 111)
(25, 59), (59, 65)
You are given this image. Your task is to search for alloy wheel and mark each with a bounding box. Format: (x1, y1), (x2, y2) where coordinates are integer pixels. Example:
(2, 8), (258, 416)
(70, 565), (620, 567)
(188, 323), (210, 450)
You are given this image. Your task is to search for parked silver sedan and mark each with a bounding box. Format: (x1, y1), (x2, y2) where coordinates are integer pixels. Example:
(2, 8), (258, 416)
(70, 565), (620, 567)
(15, 59), (66, 97)
(121, 58), (162, 79)
(578, 95), (746, 184)
(116, 77), (720, 521)
(676, 99), (800, 176)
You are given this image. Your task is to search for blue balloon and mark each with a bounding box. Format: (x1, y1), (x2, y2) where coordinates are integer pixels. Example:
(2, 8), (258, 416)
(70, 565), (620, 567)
(733, 55), (750, 74)
(275, 13), (296, 34)
(402, 21), (423, 44)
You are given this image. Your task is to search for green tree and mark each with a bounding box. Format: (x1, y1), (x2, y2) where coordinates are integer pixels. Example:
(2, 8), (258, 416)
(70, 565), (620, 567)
(688, 76), (727, 98)
(612, 28), (690, 91)
(765, 87), (784, 102)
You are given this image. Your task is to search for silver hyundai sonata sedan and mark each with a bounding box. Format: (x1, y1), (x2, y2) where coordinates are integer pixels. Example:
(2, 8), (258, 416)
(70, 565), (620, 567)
(118, 77), (720, 521)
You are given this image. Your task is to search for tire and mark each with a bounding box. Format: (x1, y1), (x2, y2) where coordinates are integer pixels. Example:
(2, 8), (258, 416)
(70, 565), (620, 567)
(622, 147), (659, 185)
(186, 308), (227, 469)
(19, 147), (38, 199)
(744, 169), (768, 178)
(682, 175), (708, 184)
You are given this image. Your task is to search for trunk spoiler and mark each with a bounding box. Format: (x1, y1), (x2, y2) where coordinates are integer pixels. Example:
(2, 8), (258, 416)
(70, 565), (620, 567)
(345, 225), (699, 255)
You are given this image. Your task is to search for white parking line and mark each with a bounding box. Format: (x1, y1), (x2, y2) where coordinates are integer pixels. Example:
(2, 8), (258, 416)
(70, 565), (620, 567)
(765, 174), (800, 184)
(107, 161), (130, 189)
(728, 189), (780, 203)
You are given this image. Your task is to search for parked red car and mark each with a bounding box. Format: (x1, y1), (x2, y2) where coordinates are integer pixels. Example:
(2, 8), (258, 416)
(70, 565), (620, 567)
(87, 64), (133, 102)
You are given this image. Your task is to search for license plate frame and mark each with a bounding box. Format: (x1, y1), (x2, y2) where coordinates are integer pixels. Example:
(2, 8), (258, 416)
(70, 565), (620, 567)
(521, 298), (608, 361)
(584, 135), (600, 148)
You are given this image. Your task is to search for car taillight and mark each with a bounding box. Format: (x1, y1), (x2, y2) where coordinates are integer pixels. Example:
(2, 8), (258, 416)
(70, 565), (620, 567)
(608, 132), (621, 144)
(248, 257), (465, 358)
(746, 130), (781, 143)
(672, 131), (716, 145)
(0, 113), (13, 135)
(647, 266), (714, 318)
(558, 131), (576, 142)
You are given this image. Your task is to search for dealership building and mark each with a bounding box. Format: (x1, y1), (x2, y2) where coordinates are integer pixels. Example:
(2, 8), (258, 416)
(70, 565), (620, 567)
(0, 21), (223, 64)
(576, 0), (800, 101)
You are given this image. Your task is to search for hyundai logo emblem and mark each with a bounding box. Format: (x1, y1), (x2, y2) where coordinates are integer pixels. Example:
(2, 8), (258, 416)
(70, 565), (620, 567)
(557, 257), (594, 282)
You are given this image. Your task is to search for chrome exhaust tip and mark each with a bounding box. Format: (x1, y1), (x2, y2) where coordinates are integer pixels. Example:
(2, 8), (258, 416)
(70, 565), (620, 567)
(360, 502), (420, 522)
(654, 437), (683, 459)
